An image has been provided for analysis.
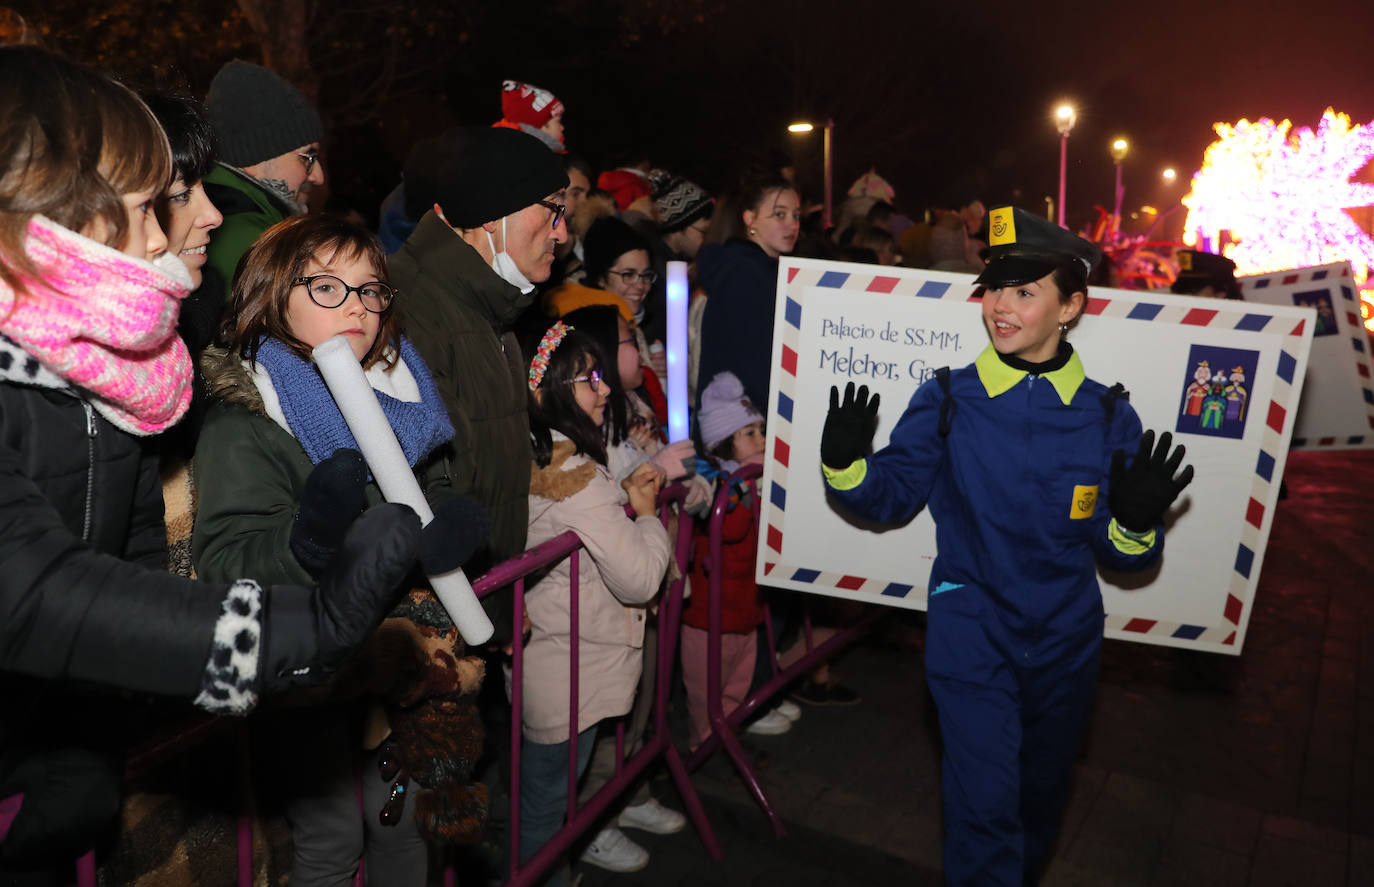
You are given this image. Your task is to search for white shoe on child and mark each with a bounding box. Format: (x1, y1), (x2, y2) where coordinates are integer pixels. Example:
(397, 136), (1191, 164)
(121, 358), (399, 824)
(744, 709), (793, 735)
(579, 827), (649, 873)
(618, 798), (687, 834)
(774, 699), (802, 722)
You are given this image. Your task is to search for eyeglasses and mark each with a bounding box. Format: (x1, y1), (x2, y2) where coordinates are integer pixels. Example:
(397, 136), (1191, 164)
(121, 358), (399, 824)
(569, 369), (604, 388)
(536, 199), (566, 229)
(294, 152), (319, 174)
(292, 275), (395, 313)
(607, 268), (658, 285)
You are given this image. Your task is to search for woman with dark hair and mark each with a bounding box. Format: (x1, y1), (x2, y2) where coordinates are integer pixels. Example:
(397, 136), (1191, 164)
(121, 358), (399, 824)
(0, 46), (420, 882)
(819, 206), (1194, 886)
(695, 173), (801, 413)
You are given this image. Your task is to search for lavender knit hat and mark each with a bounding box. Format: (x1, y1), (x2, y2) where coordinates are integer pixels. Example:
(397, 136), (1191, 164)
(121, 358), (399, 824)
(699, 371), (763, 451)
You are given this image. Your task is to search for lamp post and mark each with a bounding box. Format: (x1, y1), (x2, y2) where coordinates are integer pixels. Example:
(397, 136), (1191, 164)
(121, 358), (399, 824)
(1110, 137), (1129, 237)
(789, 118), (835, 230)
(1054, 103), (1076, 228)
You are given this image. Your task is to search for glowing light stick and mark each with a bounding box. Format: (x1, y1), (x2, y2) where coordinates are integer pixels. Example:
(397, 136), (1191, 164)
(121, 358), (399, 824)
(312, 336), (494, 645)
(665, 260), (690, 443)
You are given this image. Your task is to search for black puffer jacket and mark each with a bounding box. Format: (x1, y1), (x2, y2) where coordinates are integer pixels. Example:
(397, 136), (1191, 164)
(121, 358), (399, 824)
(0, 345), (225, 868)
(0, 360), (222, 702)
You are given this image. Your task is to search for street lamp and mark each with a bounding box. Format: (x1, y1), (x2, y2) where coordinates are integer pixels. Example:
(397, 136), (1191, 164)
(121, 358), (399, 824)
(789, 118), (834, 230)
(1162, 167), (1177, 182)
(1054, 103), (1076, 228)
(1110, 137), (1129, 236)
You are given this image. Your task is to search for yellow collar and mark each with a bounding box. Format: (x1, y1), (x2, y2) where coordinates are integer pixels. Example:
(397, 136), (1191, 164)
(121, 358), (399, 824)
(974, 344), (1085, 405)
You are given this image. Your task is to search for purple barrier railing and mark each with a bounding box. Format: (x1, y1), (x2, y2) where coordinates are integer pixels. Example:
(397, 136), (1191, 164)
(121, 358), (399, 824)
(472, 483), (721, 887)
(8, 474), (878, 882)
(683, 463), (880, 838)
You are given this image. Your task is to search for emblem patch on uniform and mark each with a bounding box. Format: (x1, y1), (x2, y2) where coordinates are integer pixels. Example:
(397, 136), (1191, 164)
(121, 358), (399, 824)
(1176, 343), (1260, 440)
(989, 207), (1015, 246)
(1070, 484), (1097, 519)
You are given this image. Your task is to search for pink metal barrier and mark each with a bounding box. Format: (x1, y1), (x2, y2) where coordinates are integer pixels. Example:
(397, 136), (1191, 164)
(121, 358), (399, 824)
(683, 463), (880, 838)
(5, 478), (872, 882)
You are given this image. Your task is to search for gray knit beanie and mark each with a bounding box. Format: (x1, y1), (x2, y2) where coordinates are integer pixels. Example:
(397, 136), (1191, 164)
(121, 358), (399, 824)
(206, 60), (323, 168)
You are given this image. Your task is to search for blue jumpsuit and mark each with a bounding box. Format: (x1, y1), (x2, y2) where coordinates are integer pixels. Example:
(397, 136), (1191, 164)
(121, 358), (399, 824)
(825, 345), (1163, 886)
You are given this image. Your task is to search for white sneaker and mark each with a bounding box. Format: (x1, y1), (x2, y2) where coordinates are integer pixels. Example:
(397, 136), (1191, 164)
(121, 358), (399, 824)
(774, 699), (802, 722)
(618, 798), (687, 835)
(579, 827), (649, 873)
(744, 709), (793, 735)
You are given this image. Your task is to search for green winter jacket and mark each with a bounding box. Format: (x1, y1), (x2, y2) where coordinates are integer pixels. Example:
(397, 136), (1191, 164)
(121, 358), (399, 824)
(202, 163), (295, 308)
(191, 346), (453, 586)
(389, 212), (536, 570)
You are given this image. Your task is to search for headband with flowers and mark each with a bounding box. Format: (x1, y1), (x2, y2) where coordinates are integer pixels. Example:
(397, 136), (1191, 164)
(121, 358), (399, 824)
(528, 321), (573, 391)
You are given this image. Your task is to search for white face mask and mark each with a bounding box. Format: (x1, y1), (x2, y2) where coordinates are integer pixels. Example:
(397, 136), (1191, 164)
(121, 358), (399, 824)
(485, 216), (534, 294)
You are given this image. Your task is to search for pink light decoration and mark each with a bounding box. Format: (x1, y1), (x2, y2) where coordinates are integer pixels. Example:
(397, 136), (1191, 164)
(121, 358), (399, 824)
(1182, 110), (1374, 331)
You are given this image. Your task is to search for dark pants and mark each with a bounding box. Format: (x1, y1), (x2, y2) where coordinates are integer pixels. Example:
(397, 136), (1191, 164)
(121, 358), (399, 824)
(924, 585), (1101, 887)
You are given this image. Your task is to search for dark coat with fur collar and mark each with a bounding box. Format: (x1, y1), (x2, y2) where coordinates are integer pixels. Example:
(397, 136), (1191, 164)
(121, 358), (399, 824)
(192, 346), (454, 587)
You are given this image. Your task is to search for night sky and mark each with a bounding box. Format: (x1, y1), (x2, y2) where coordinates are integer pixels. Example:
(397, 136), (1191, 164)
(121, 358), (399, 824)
(15, 0), (1374, 232)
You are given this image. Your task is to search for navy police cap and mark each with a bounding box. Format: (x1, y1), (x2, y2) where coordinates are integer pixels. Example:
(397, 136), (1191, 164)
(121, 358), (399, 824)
(974, 205), (1101, 289)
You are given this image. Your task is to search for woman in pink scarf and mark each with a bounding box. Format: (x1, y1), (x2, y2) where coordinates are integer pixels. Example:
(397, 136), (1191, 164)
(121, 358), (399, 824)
(0, 46), (421, 881)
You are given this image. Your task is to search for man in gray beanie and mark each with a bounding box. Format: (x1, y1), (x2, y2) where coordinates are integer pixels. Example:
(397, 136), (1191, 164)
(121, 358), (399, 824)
(202, 59), (325, 302)
(390, 126), (568, 640)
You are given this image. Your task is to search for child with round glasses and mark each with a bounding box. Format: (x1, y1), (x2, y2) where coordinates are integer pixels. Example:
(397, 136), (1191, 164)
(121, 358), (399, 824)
(194, 213), (491, 886)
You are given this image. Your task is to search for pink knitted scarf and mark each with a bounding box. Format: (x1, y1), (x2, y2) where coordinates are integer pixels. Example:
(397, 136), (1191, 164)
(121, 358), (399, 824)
(0, 215), (192, 435)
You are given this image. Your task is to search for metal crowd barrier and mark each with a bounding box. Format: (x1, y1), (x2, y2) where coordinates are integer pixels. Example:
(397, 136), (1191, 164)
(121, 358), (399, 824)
(2, 477), (873, 884)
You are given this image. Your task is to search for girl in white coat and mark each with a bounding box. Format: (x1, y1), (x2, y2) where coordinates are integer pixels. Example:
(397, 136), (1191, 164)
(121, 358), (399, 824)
(516, 321), (670, 883)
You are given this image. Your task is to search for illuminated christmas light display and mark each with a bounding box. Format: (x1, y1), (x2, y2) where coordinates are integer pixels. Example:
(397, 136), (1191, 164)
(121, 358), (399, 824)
(1182, 110), (1374, 331)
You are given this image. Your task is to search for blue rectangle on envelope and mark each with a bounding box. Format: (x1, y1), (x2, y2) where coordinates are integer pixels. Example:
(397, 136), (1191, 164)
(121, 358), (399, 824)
(1353, 337), (1365, 354)
(1276, 350), (1296, 384)
(1127, 303), (1163, 320)
(1172, 624), (1206, 640)
(817, 271), (850, 288)
(1253, 278), (1270, 288)
(1255, 450), (1275, 482)
(1234, 313), (1271, 332)
(777, 392), (793, 422)
(1312, 269), (1328, 280)
(791, 568), (821, 583)
(1234, 544), (1254, 579)
(770, 482), (786, 510)
(785, 297), (802, 329)
(914, 281), (951, 299)
(881, 583), (914, 598)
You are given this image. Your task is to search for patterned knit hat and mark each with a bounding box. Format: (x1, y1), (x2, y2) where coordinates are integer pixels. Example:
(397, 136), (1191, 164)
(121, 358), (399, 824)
(501, 80), (564, 129)
(207, 60), (322, 168)
(699, 372), (763, 452)
(655, 175), (714, 233)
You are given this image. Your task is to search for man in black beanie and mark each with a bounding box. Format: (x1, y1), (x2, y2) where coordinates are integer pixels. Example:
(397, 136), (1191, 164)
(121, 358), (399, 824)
(390, 126), (569, 640)
(202, 59), (325, 303)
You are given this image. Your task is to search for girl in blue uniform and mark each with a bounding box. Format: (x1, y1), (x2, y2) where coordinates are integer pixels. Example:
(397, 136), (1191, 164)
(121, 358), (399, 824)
(820, 206), (1193, 886)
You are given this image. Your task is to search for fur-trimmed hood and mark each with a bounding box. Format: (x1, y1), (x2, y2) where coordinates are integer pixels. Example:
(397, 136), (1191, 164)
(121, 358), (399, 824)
(529, 438), (598, 502)
(200, 345), (267, 416)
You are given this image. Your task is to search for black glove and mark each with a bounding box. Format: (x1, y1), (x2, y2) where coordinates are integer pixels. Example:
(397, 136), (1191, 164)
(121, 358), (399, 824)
(1109, 429), (1195, 533)
(419, 496), (492, 575)
(821, 382), (880, 470)
(261, 502), (421, 694)
(290, 448), (368, 575)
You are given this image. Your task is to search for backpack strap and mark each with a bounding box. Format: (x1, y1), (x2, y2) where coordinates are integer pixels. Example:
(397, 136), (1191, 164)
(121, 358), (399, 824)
(1101, 382), (1128, 424)
(935, 366), (956, 437)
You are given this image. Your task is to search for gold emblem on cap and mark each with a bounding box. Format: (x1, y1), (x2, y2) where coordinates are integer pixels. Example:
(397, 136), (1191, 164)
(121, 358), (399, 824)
(1178, 251), (1192, 270)
(990, 207), (1015, 246)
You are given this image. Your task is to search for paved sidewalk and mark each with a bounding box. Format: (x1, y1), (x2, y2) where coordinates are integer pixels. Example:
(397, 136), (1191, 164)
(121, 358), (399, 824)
(580, 450), (1374, 886)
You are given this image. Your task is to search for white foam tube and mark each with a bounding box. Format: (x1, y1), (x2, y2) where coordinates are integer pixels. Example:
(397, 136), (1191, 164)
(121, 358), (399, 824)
(312, 336), (494, 645)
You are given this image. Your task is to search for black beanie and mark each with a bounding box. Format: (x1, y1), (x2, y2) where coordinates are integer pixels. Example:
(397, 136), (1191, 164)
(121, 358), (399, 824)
(583, 216), (652, 287)
(412, 126), (569, 228)
(206, 60), (323, 168)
